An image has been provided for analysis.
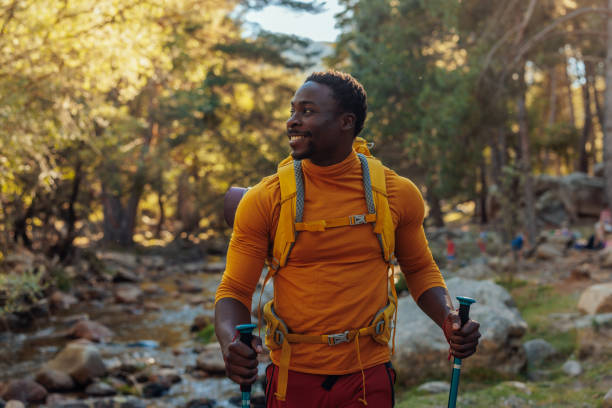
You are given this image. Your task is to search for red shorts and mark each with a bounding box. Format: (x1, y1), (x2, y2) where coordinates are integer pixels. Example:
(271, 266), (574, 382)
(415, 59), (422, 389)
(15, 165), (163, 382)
(264, 362), (396, 408)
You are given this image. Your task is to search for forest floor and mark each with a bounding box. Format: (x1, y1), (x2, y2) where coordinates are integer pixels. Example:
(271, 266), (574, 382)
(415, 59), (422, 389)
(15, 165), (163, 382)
(396, 248), (612, 408)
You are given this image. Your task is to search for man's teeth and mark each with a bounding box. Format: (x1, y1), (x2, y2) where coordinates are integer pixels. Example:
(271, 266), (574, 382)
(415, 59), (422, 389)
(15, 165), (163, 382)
(290, 135), (305, 141)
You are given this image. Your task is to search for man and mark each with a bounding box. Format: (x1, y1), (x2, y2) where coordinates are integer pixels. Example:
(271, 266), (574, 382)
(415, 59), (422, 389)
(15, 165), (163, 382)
(215, 70), (480, 407)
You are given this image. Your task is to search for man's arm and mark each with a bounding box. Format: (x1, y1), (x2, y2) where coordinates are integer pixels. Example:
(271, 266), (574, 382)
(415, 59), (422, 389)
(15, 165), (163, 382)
(417, 286), (480, 359)
(389, 174), (480, 358)
(215, 298), (263, 385)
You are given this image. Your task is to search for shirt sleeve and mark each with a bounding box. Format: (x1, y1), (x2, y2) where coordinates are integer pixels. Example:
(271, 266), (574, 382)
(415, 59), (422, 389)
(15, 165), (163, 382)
(387, 171), (446, 302)
(214, 177), (279, 310)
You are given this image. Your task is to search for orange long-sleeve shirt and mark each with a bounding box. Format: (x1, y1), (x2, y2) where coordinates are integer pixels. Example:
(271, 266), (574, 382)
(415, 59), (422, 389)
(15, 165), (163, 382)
(215, 150), (446, 375)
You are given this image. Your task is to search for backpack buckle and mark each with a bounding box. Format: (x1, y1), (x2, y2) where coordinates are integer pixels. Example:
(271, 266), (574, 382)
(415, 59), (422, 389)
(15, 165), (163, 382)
(375, 320), (385, 335)
(350, 215), (367, 225)
(327, 331), (350, 345)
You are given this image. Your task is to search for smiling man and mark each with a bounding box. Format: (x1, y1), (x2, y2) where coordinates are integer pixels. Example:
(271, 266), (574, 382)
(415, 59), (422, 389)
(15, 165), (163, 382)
(215, 70), (481, 408)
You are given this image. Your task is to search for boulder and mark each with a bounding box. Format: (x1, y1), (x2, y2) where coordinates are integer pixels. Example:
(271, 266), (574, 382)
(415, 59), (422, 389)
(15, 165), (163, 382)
(577, 283), (612, 315)
(392, 278), (527, 385)
(114, 284), (143, 304)
(562, 360), (582, 377)
(455, 263), (495, 280)
(600, 248), (612, 268)
(177, 278), (205, 293)
(196, 343), (226, 375)
(85, 381), (116, 396)
(523, 339), (557, 366)
(34, 369), (75, 391)
(191, 315), (214, 332)
(68, 320), (114, 342)
(49, 291), (78, 311)
(0, 379), (47, 404)
(417, 381), (449, 394)
(45, 340), (107, 385)
(534, 243), (563, 260)
(576, 314), (612, 358)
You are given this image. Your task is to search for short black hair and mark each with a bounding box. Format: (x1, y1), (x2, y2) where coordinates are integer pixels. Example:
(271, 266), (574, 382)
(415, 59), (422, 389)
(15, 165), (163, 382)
(304, 70), (367, 136)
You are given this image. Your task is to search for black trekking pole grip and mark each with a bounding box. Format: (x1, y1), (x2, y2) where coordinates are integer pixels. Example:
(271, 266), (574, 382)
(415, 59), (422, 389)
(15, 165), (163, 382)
(448, 296), (476, 408)
(235, 323), (257, 404)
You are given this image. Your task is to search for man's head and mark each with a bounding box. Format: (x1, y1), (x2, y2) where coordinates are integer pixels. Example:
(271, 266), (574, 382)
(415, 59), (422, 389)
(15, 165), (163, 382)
(287, 70), (367, 166)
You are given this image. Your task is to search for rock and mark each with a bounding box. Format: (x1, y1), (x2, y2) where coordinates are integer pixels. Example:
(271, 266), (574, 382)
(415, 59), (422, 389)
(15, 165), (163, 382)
(69, 320), (114, 342)
(417, 381), (449, 393)
(578, 283), (612, 315)
(5, 401), (25, 408)
(143, 302), (162, 311)
(534, 243), (564, 260)
(112, 266), (142, 283)
(140, 256), (165, 269)
(140, 283), (164, 296)
(392, 278), (527, 385)
(0, 379), (47, 403)
(85, 381), (117, 396)
(177, 278), (205, 293)
(191, 315), (213, 332)
(576, 315), (612, 358)
(49, 291), (79, 310)
(501, 381), (531, 395)
(603, 388), (612, 408)
(562, 360), (582, 377)
(114, 284), (143, 304)
(96, 251), (139, 269)
(455, 263), (495, 280)
(147, 368), (181, 386)
(185, 398), (216, 408)
(142, 382), (169, 398)
(523, 339), (557, 366)
(181, 261), (207, 274)
(196, 343), (226, 375)
(45, 340), (107, 385)
(203, 261), (226, 272)
(34, 368), (75, 391)
(600, 248), (612, 268)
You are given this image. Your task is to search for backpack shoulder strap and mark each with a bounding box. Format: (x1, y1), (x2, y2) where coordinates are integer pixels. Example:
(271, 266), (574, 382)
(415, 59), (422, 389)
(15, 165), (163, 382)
(269, 159), (302, 270)
(364, 156), (395, 263)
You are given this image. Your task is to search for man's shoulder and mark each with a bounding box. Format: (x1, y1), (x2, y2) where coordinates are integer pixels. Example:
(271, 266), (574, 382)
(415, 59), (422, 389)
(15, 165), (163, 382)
(383, 167), (422, 200)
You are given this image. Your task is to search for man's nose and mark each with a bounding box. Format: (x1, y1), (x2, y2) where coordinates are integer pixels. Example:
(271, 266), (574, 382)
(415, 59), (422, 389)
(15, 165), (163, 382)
(286, 112), (301, 128)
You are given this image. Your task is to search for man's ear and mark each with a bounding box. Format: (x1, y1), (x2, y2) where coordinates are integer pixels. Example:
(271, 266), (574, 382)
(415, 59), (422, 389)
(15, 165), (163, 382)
(340, 112), (356, 132)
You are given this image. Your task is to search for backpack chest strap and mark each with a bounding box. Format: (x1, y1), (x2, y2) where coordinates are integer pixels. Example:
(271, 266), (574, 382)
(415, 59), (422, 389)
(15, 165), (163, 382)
(295, 213), (377, 232)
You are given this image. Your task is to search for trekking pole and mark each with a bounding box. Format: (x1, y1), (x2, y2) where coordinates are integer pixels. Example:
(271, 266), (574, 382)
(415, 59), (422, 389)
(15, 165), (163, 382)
(447, 296), (476, 408)
(236, 323), (257, 408)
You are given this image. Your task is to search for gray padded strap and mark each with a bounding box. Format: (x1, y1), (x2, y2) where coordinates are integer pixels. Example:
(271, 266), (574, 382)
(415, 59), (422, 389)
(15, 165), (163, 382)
(294, 160), (304, 223)
(357, 153), (376, 214)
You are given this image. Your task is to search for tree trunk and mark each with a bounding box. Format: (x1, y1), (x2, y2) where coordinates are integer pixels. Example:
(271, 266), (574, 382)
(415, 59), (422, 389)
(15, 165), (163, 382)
(565, 58), (576, 128)
(518, 67), (537, 246)
(101, 183), (143, 246)
(578, 62), (593, 173)
(479, 159), (488, 224)
(49, 161), (82, 260)
(605, 0), (612, 207)
(426, 188), (444, 228)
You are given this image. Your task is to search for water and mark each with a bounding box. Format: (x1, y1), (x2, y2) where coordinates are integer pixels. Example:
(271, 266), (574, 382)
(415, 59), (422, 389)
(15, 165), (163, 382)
(0, 270), (263, 407)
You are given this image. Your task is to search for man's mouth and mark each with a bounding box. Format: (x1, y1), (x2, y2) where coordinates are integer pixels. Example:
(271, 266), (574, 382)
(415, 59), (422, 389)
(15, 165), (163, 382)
(288, 131), (310, 140)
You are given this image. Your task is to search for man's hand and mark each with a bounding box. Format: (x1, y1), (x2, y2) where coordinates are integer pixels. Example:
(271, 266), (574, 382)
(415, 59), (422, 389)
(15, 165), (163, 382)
(222, 333), (264, 386)
(443, 311), (481, 359)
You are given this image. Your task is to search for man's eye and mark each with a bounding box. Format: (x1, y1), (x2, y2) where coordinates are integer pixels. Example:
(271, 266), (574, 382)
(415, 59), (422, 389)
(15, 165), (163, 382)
(304, 108), (314, 114)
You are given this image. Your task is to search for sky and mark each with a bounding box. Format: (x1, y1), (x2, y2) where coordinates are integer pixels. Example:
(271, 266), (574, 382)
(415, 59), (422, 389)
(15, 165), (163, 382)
(244, 0), (343, 43)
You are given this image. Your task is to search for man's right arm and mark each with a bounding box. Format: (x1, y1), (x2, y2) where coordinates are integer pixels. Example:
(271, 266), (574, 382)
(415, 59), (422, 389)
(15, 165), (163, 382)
(214, 180), (277, 385)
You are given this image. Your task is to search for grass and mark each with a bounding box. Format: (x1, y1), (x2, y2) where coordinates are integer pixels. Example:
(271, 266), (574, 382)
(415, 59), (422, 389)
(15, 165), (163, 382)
(395, 278), (611, 407)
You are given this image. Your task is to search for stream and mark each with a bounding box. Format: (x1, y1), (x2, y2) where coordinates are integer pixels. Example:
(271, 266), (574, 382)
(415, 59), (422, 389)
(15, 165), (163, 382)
(0, 265), (266, 407)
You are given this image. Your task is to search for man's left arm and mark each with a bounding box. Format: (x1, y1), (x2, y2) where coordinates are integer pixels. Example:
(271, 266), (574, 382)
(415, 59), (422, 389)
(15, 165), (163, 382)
(391, 176), (480, 358)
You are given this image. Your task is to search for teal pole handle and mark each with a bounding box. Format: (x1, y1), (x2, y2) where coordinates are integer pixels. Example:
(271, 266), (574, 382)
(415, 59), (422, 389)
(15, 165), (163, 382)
(447, 296), (476, 408)
(236, 323), (257, 408)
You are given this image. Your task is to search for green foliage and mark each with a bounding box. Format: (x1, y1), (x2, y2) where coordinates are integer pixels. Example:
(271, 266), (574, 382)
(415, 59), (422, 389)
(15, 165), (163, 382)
(196, 324), (216, 343)
(0, 268), (47, 316)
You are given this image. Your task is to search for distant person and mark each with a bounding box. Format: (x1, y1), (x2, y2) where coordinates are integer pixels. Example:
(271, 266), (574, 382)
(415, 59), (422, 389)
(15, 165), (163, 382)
(511, 231), (524, 262)
(476, 228), (487, 255)
(446, 233), (456, 268)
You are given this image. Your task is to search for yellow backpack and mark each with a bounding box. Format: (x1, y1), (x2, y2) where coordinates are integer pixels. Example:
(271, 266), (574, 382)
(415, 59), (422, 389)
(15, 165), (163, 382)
(259, 137), (399, 403)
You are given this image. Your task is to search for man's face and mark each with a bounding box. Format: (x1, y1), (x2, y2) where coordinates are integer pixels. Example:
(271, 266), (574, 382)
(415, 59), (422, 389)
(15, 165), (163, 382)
(286, 81), (353, 166)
